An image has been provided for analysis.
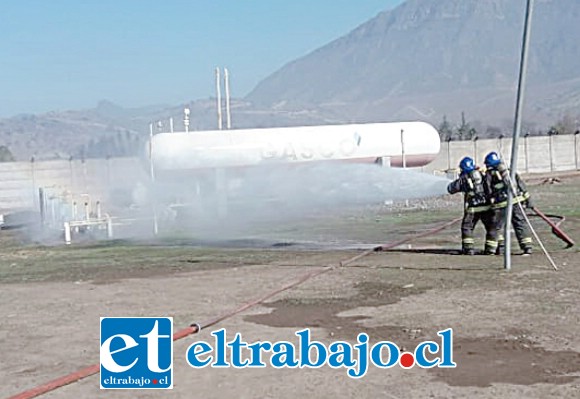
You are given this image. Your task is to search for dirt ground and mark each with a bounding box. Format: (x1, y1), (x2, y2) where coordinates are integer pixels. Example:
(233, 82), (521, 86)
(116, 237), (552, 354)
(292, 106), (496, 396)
(1, 172), (579, 398)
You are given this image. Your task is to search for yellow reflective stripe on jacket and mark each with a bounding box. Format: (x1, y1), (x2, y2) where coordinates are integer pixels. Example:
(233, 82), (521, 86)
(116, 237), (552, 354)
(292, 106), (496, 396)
(492, 192), (530, 208)
(513, 192), (530, 204)
(492, 201), (508, 209)
(466, 205), (491, 213)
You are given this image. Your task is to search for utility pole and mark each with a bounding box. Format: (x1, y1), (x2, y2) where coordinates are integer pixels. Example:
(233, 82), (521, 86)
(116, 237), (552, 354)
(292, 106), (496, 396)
(505, 0), (535, 271)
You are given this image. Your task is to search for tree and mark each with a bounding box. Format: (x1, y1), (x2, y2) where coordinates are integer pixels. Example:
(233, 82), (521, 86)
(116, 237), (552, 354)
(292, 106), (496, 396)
(75, 131), (143, 159)
(0, 145), (15, 162)
(485, 126), (502, 138)
(438, 115), (453, 141)
(552, 113), (578, 135)
(456, 111), (476, 140)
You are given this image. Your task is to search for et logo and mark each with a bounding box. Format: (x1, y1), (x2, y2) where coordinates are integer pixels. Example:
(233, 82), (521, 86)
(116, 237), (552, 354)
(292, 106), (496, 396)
(100, 317), (173, 389)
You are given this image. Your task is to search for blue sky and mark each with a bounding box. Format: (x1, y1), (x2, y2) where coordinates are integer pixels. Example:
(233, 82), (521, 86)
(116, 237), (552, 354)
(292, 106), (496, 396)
(0, 0), (405, 117)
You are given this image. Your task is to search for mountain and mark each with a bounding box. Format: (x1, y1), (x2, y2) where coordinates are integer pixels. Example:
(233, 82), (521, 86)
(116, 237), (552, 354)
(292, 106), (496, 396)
(0, 99), (334, 161)
(246, 0), (580, 126)
(3, 0), (580, 161)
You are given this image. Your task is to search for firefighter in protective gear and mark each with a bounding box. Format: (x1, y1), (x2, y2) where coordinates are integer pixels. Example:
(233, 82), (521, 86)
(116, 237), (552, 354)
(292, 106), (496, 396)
(447, 157), (498, 255)
(484, 151), (533, 255)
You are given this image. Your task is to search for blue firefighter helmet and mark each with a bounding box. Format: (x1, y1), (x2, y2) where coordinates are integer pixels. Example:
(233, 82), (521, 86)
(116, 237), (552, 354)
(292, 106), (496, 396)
(484, 151), (501, 168)
(459, 156), (475, 173)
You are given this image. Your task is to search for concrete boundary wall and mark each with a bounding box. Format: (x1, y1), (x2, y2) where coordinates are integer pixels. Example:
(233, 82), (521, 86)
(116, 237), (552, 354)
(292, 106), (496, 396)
(423, 134), (580, 175)
(0, 158), (147, 212)
(0, 134), (578, 212)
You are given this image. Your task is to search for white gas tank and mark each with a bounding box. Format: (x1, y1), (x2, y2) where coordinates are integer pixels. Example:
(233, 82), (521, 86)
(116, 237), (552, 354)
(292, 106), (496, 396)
(149, 121), (440, 170)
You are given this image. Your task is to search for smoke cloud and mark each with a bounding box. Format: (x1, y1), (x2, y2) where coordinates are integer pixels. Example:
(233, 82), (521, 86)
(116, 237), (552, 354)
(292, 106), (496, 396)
(122, 163), (450, 243)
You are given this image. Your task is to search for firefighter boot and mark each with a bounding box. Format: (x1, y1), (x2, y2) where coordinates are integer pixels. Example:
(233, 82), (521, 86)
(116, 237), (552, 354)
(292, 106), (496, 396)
(462, 247), (475, 256)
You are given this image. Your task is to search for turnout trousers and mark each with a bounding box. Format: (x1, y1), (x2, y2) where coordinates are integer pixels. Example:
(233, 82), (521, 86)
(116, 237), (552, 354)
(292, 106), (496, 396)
(495, 205), (533, 252)
(461, 209), (498, 255)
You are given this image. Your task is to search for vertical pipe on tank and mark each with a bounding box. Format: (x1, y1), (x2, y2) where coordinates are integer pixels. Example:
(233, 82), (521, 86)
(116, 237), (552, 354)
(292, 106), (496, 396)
(184, 108), (190, 133)
(216, 67), (223, 130)
(400, 129), (406, 169)
(224, 68), (231, 129)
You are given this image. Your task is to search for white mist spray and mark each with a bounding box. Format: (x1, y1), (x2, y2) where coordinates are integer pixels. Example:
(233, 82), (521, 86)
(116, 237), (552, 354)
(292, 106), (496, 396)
(130, 163), (450, 243)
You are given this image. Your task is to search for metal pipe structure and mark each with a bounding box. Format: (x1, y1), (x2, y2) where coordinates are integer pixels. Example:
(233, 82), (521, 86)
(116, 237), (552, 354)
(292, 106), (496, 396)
(68, 157), (74, 190)
(149, 124), (155, 181)
(518, 201), (558, 270)
(30, 157), (36, 210)
(502, 174), (559, 271)
(82, 158), (88, 193)
(446, 138), (451, 171)
(106, 217), (113, 239)
(400, 129), (406, 169)
(149, 123), (158, 235)
(549, 132), (555, 172)
(64, 222), (71, 245)
(38, 188), (45, 228)
(224, 68), (232, 129)
(184, 108), (190, 133)
(575, 131), (579, 170)
(50, 199), (56, 226)
(505, 0), (535, 271)
(215, 67), (223, 130)
(524, 133), (529, 173)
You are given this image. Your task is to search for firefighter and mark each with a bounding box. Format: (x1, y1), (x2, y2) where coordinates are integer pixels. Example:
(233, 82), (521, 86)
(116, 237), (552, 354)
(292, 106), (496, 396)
(484, 151), (533, 255)
(447, 156), (497, 255)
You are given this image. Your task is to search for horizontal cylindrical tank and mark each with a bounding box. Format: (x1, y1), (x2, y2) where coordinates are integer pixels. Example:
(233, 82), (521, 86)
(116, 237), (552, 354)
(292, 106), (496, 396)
(149, 121), (440, 170)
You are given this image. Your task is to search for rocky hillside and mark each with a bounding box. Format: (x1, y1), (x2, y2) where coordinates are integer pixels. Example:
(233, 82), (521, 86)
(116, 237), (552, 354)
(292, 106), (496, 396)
(246, 0), (580, 125)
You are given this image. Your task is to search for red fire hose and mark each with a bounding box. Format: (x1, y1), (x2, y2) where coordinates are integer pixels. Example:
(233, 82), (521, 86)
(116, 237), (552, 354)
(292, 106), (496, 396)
(531, 207), (575, 248)
(340, 217), (462, 266)
(7, 216), (462, 399)
(6, 265), (334, 399)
